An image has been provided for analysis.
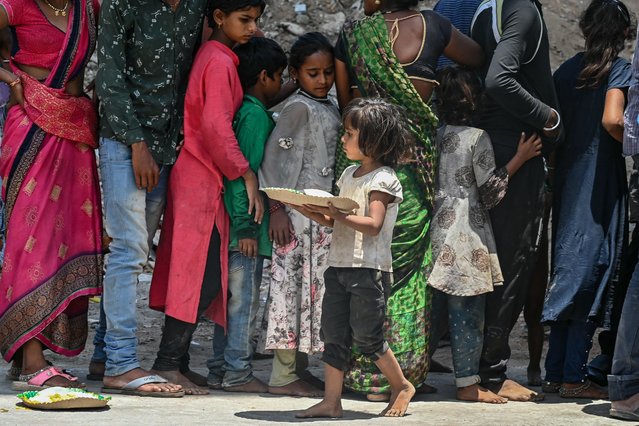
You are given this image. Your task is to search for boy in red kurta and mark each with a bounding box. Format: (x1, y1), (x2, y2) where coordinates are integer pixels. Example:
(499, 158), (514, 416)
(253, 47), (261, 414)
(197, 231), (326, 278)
(148, 0), (266, 395)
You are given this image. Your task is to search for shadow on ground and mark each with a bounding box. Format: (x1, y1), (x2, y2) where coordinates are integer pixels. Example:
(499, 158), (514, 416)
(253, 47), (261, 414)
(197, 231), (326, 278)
(582, 402), (612, 420)
(235, 410), (379, 422)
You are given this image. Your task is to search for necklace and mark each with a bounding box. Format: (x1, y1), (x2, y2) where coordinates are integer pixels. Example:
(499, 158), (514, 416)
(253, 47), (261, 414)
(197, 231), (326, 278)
(43, 0), (69, 16)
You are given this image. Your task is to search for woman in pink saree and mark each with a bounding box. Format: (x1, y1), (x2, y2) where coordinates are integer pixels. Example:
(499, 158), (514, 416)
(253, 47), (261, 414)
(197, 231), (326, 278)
(0, 0), (102, 389)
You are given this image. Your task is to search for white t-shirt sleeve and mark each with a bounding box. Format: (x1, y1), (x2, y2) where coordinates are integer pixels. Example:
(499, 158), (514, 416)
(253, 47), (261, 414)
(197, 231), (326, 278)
(369, 168), (403, 204)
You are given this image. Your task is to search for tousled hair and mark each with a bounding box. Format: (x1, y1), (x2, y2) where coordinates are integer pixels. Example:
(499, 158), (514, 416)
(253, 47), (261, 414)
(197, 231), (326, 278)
(577, 0), (635, 88)
(342, 98), (414, 168)
(288, 32), (334, 70)
(206, 0), (266, 29)
(435, 66), (483, 126)
(234, 38), (287, 90)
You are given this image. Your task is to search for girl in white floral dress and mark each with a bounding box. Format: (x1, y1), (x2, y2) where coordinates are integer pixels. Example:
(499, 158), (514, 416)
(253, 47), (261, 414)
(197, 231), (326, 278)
(428, 67), (542, 404)
(258, 32), (340, 397)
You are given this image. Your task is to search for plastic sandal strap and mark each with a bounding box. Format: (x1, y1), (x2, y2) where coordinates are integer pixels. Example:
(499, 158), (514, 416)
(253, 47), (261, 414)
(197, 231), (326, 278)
(122, 375), (169, 390)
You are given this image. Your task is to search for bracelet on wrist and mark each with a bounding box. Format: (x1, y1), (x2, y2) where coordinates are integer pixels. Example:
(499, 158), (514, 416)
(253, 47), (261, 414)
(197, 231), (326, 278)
(269, 201), (283, 214)
(543, 108), (561, 132)
(8, 78), (21, 88)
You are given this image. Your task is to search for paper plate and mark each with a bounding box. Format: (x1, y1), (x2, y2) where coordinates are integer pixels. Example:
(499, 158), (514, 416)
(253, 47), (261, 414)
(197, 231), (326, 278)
(17, 387), (111, 410)
(263, 187), (359, 212)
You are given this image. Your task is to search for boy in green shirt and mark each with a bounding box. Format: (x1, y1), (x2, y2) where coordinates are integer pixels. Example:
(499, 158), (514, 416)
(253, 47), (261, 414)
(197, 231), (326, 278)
(208, 37), (287, 393)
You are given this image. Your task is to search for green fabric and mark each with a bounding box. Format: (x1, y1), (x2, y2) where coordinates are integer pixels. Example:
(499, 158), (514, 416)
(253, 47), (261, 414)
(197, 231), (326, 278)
(96, 0), (207, 164)
(337, 13), (438, 394)
(224, 96), (274, 257)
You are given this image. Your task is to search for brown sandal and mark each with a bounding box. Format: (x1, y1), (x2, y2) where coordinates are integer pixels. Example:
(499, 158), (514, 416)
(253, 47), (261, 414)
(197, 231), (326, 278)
(559, 380), (608, 399)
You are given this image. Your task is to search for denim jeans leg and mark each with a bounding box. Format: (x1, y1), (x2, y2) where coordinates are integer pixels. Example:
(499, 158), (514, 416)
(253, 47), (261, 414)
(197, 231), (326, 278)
(562, 320), (596, 384)
(207, 323), (227, 387)
(222, 253), (264, 387)
(609, 258), (639, 401)
(91, 298), (107, 363)
(447, 293), (485, 388)
(544, 323), (568, 383)
(100, 137), (168, 377)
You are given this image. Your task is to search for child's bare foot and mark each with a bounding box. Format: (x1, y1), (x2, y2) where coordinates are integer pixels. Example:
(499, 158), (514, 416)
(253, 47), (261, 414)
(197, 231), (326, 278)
(527, 367), (542, 387)
(457, 384), (508, 404)
(381, 381), (415, 417)
(150, 370), (209, 395)
(493, 379), (544, 401)
(296, 399), (343, 418)
(225, 377), (268, 393)
(269, 379), (323, 397)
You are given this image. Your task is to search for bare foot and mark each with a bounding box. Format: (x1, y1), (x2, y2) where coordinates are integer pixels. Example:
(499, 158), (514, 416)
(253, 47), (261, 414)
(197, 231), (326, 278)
(611, 392), (639, 420)
(527, 367), (542, 386)
(268, 379), (323, 397)
(494, 379), (544, 402)
(296, 399), (343, 418)
(103, 368), (182, 395)
(151, 370), (209, 395)
(182, 370), (208, 387)
(457, 384), (508, 404)
(381, 381), (415, 417)
(225, 378), (268, 393)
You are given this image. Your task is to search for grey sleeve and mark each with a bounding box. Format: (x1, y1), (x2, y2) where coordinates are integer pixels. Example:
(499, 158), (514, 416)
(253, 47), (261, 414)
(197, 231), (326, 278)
(483, 5), (553, 130)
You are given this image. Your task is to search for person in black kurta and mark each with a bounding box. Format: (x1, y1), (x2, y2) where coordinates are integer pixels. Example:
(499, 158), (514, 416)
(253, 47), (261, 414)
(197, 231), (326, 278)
(470, 0), (562, 400)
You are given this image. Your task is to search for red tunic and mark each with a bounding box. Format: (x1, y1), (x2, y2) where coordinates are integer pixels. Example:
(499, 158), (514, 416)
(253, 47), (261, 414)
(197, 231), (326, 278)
(149, 41), (249, 326)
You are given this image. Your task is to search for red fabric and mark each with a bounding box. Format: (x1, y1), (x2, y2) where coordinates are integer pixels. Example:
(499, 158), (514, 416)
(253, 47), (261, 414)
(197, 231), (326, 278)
(0, 0), (101, 361)
(149, 41), (249, 326)
(0, 0), (77, 70)
(16, 70), (98, 147)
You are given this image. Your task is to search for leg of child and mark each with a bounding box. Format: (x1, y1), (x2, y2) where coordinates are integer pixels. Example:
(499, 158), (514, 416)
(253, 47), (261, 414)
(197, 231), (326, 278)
(268, 349), (321, 396)
(373, 349), (416, 416)
(444, 291), (507, 404)
(296, 363), (345, 418)
(297, 267), (351, 418)
(352, 270), (415, 417)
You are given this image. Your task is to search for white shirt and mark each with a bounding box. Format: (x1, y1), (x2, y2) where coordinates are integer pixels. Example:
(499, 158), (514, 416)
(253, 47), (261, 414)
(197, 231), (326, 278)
(328, 165), (403, 272)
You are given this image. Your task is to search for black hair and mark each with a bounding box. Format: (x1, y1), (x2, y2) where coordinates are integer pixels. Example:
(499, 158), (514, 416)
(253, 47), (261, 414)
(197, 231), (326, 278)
(342, 98), (414, 168)
(435, 66), (483, 126)
(234, 38), (288, 91)
(206, 0), (266, 29)
(288, 32), (334, 70)
(578, 0), (635, 88)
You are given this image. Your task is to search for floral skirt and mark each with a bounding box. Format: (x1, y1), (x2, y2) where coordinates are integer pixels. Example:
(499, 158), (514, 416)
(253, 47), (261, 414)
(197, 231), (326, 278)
(258, 209), (332, 354)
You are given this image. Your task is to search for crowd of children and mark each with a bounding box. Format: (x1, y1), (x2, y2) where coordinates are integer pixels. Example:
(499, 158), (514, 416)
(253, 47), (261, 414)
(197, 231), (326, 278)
(0, 0), (638, 420)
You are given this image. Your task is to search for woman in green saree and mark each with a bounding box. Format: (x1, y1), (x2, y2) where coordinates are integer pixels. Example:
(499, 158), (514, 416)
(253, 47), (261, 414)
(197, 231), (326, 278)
(333, 0), (483, 399)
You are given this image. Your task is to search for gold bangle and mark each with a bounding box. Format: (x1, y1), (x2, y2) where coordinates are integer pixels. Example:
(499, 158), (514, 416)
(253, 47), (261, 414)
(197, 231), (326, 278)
(8, 78), (21, 88)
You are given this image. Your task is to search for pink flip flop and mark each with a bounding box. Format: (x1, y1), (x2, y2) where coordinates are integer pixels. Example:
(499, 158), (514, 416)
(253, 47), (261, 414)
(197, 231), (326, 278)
(13, 366), (85, 391)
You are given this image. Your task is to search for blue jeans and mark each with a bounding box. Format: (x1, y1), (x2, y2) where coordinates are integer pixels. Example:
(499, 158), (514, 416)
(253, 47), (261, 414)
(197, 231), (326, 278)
(544, 320), (597, 384)
(609, 257), (639, 401)
(91, 137), (170, 376)
(208, 252), (264, 387)
(430, 288), (485, 388)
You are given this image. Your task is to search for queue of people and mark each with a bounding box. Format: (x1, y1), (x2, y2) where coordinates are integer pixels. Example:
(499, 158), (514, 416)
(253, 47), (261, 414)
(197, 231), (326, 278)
(0, 0), (637, 420)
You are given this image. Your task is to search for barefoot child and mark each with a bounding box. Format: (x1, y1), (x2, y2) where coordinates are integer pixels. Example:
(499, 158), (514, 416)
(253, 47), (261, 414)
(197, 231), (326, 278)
(258, 32), (340, 397)
(427, 66), (542, 404)
(296, 98), (415, 418)
(207, 37), (287, 393)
